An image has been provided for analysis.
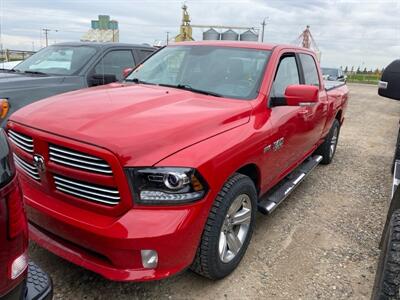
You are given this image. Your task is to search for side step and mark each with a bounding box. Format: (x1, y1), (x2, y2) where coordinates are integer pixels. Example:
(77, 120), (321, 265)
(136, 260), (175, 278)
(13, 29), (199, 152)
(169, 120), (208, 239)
(258, 155), (323, 215)
(393, 160), (400, 198)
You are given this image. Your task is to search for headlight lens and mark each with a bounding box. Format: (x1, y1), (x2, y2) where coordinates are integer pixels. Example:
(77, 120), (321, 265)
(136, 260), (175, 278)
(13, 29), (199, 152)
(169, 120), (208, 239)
(126, 167), (208, 204)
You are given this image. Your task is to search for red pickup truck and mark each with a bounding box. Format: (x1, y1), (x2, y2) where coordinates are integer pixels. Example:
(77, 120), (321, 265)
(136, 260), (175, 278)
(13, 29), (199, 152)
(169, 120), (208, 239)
(0, 129), (52, 299)
(7, 41), (348, 282)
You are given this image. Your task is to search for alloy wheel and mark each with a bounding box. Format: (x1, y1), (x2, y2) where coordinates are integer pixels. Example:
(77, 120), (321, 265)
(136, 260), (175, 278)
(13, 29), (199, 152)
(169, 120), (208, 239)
(218, 194), (252, 263)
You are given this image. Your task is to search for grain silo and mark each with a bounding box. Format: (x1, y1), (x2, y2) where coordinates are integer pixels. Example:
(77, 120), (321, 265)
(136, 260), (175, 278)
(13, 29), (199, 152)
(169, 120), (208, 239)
(221, 29), (239, 41)
(203, 28), (220, 40)
(240, 30), (258, 41)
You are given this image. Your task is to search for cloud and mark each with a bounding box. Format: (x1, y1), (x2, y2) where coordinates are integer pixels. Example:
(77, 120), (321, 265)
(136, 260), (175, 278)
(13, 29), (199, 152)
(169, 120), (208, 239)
(0, 0), (398, 68)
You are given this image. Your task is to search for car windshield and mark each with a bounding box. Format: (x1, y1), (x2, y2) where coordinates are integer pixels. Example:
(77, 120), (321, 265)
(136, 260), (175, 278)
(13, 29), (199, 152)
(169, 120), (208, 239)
(126, 45), (271, 100)
(322, 68), (339, 77)
(14, 45), (97, 75)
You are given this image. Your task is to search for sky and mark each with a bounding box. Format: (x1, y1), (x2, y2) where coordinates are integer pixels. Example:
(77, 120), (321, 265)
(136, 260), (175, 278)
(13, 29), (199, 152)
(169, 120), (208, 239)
(0, 0), (399, 70)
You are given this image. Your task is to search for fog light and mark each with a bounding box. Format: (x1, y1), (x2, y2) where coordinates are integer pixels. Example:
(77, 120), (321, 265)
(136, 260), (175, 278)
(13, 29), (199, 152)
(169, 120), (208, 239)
(141, 250), (158, 269)
(10, 251), (28, 279)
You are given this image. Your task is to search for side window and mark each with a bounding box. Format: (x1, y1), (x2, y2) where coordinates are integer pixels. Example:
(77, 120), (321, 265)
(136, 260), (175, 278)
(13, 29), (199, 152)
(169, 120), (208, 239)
(271, 55), (300, 98)
(138, 49), (155, 63)
(94, 50), (135, 81)
(299, 54), (320, 87)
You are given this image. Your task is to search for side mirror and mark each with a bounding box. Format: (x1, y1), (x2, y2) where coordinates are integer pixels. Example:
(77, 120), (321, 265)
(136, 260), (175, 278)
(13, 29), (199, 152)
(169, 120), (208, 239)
(379, 59), (400, 100)
(284, 85), (319, 106)
(89, 74), (117, 87)
(122, 67), (134, 79)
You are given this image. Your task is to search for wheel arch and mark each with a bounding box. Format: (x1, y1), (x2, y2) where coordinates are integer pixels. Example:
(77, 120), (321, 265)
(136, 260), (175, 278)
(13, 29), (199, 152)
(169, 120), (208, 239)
(235, 163), (261, 195)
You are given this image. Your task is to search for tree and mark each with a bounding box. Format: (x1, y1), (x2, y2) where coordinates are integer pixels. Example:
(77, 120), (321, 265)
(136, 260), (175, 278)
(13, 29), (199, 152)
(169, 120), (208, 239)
(363, 67), (367, 74)
(344, 66), (348, 73)
(356, 66), (361, 74)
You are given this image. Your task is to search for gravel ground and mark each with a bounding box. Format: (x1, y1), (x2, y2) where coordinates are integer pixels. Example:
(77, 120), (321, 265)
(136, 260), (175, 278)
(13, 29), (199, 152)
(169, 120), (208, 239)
(29, 83), (400, 299)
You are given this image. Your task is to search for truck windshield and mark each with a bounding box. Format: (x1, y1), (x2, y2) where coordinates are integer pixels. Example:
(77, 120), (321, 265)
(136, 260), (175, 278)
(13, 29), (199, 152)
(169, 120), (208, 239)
(14, 45), (97, 76)
(127, 46), (271, 100)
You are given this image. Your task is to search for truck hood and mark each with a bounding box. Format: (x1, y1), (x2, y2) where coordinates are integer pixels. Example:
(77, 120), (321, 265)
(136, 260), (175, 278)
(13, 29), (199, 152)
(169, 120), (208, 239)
(0, 71), (65, 91)
(11, 83), (253, 166)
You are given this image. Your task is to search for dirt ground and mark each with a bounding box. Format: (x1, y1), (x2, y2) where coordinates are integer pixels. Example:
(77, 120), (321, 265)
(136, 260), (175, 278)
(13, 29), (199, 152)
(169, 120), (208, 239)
(29, 83), (400, 299)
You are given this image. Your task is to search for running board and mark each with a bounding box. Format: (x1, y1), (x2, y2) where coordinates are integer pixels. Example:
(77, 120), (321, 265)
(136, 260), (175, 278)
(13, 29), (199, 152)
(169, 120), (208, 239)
(258, 155), (323, 215)
(392, 160), (400, 198)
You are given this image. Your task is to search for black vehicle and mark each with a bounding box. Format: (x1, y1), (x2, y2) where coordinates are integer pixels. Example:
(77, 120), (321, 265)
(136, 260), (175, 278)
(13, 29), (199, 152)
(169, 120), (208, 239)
(0, 129), (52, 299)
(321, 67), (347, 82)
(0, 42), (156, 127)
(372, 59), (400, 299)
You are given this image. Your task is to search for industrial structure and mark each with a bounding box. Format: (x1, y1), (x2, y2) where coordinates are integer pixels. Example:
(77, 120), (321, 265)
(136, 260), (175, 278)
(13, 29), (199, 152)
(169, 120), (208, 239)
(81, 15), (119, 42)
(175, 5), (259, 42)
(297, 25), (321, 61)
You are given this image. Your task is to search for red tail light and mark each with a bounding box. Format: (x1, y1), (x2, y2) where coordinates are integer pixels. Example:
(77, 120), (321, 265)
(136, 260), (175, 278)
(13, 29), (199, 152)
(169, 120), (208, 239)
(7, 184), (26, 239)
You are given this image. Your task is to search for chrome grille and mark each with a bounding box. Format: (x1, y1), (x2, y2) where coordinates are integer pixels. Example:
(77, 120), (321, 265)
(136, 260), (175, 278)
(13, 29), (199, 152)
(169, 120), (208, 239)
(13, 154), (40, 181)
(8, 130), (34, 153)
(53, 175), (120, 205)
(49, 145), (112, 175)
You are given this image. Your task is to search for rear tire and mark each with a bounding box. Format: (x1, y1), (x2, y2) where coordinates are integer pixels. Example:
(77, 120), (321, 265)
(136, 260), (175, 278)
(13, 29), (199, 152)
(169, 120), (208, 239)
(315, 119), (340, 165)
(372, 209), (400, 300)
(191, 173), (257, 279)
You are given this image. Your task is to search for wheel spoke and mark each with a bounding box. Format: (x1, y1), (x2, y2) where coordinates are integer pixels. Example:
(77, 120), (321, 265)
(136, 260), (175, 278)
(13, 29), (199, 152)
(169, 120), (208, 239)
(219, 232), (228, 260)
(226, 232), (242, 255)
(228, 196), (243, 216)
(232, 208), (251, 225)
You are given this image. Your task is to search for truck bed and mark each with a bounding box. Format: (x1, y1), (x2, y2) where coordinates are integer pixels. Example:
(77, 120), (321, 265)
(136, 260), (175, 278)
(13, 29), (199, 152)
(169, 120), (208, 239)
(324, 80), (346, 91)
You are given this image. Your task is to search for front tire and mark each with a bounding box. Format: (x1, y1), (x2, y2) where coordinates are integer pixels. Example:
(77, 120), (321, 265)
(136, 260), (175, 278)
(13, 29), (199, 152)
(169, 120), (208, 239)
(191, 173), (257, 279)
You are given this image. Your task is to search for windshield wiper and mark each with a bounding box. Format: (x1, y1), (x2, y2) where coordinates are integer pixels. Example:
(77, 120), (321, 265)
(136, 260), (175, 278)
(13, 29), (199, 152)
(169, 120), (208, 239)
(158, 84), (222, 97)
(22, 70), (48, 76)
(0, 68), (18, 73)
(125, 78), (155, 85)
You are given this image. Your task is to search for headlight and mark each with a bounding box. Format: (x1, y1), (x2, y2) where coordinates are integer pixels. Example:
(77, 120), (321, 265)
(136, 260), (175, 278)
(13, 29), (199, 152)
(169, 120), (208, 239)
(0, 98), (9, 119)
(126, 167), (208, 204)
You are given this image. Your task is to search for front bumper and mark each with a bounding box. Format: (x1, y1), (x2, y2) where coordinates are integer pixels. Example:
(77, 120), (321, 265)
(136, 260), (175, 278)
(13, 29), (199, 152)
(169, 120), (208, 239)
(23, 178), (212, 282)
(2, 262), (52, 300)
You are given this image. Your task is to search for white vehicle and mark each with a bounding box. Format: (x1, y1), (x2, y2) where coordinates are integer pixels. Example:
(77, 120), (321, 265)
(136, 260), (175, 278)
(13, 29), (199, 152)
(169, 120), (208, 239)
(1, 61), (22, 70)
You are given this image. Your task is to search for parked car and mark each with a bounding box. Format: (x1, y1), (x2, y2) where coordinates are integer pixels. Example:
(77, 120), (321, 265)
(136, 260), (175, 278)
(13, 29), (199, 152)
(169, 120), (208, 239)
(0, 42), (156, 127)
(322, 67), (347, 82)
(7, 41), (348, 282)
(372, 59), (400, 299)
(0, 129), (52, 299)
(1, 61), (23, 70)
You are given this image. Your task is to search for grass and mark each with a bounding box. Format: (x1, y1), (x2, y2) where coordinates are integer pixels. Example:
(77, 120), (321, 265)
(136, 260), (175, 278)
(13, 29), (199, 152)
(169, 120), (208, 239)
(347, 74), (380, 85)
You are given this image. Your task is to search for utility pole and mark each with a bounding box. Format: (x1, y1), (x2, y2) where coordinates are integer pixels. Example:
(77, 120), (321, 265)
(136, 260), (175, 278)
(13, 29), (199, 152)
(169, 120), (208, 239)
(260, 18), (268, 42)
(42, 29), (50, 47)
(166, 31), (170, 45)
(42, 28), (58, 47)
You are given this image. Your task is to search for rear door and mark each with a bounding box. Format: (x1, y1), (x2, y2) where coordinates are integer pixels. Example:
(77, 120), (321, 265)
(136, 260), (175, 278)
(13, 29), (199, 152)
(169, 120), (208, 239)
(297, 53), (328, 153)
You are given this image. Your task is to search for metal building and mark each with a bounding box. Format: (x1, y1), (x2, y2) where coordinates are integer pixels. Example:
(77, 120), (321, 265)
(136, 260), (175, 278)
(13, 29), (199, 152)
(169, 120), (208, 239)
(240, 30), (258, 41)
(221, 29), (239, 41)
(203, 28), (220, 40)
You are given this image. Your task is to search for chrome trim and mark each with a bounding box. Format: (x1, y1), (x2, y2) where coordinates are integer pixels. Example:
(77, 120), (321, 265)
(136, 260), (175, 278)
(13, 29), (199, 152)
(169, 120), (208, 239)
(49, 145), (112, 174)
(49, 146), (103, 161)
(50, 157), (112, 174)
(53, 175), (120, 206)
(8, 132), (34, 153)
(8, 130), (33, 143)
(13, 154), (40, 181)
(53, 176), (119, 194)
(55, 186), (118, 205)
(50, 151), (110, 167)
(55, 181), (120, 200)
